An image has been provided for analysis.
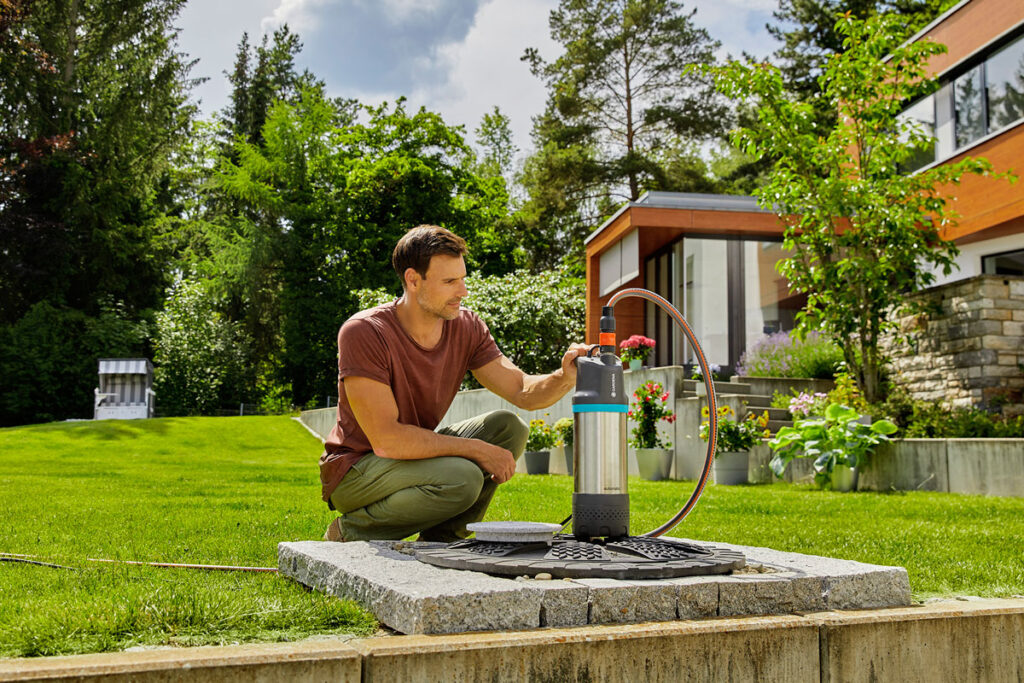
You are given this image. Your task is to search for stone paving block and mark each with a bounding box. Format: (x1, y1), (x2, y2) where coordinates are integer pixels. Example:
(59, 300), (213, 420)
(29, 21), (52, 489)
(662, 576), (719, 619)
(573, 578), (679, 624)
(279, 541), (544, 634)
(714, 574), (827, 616)
(520, 578), (590, 628)
(706, 541), (912, 610)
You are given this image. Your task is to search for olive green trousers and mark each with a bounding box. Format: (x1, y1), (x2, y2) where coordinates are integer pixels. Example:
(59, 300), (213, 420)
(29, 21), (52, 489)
(327, 409), (528, 542)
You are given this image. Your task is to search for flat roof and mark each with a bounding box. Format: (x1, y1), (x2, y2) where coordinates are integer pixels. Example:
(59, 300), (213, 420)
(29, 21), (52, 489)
(584, 191), (767, 245)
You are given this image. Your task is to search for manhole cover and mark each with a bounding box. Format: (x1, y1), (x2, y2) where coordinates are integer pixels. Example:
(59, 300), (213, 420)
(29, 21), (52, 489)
(415, 535), (744, 579)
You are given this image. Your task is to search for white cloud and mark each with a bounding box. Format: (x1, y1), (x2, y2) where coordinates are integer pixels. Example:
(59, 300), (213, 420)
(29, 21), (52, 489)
(409, 0), (559, 157)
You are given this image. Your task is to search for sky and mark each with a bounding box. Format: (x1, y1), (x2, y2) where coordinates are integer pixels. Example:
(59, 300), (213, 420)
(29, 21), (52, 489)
(175, 0), (781, 160)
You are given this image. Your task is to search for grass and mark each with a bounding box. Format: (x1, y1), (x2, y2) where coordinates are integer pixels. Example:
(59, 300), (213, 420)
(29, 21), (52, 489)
(0, 416), (376, 658)
(2, 416), (1023, 658)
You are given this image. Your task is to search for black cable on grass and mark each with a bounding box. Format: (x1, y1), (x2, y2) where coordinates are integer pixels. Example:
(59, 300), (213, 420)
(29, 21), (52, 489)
(0, 553), (276, 573)
(0, 556), (77, 571)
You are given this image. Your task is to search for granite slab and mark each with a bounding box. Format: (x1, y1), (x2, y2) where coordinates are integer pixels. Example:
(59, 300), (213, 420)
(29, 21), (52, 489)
(278, 538), (911, 635)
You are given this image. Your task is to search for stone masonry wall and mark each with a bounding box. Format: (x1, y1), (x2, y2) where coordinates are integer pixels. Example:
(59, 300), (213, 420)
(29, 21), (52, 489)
(883, 275), (1024, 410)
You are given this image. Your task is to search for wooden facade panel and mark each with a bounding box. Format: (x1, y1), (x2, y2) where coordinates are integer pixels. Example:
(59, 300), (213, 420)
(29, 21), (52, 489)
(924, 0), (1024, 77)
(938, 122), (1024, 242)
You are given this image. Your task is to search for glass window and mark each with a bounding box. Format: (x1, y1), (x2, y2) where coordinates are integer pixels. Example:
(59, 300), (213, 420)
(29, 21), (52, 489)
(986, 36), (1024, 132)
(898, 94), (936, 172)
(982, 249), (1024, 276)
(954, 65), (986, 149)
(669, 238), (730, 368)
(742, 241), (803, 344)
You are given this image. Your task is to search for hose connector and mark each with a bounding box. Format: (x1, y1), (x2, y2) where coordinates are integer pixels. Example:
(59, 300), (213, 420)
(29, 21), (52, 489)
(599, 305), (616, 354)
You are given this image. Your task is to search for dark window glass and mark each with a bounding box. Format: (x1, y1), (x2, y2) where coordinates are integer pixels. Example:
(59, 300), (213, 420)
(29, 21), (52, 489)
(954, 65), (986, 149)
(982, 249), (1024, 276)
(986, 36), (1024, 131)
(898, 95), (936, 172)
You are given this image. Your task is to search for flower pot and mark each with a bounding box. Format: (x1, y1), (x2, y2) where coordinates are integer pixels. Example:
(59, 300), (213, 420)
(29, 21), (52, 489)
(831, 464), (858, 492)
(714, 450), (749, 485)
(524, 450), (550, 475)
(635, 448), (673, 481)
(628, 359), (643, 371)
(564, 445), (574, 476)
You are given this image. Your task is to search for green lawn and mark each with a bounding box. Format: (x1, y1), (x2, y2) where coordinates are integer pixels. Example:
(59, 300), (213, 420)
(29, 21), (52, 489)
(2, 416), (1023, 658)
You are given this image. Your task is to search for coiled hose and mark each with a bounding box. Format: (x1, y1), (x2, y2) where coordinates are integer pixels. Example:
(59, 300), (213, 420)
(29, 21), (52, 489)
(604, 288), (718, 538)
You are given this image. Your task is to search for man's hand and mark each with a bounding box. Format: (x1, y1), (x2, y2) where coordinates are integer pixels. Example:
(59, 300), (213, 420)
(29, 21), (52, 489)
(560, 342), (594, 385)
(471, 440), (517, 483)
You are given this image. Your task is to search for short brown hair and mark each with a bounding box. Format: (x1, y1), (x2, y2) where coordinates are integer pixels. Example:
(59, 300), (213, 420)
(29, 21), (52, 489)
(392, 225), (468, 287)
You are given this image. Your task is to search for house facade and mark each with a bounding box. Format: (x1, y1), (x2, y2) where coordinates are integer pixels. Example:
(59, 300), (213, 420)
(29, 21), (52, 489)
(584, 0), (1024, 377)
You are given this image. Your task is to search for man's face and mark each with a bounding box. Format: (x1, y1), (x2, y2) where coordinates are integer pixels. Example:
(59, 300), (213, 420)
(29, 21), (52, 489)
(410, 254), (469, 321)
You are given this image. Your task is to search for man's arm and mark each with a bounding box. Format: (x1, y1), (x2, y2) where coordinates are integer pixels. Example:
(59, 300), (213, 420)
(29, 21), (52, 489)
(345, 375), (517, 483)
(472, 344), (591, 411)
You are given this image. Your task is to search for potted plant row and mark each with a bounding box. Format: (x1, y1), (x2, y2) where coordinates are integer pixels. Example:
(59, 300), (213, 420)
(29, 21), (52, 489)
(699, 405), (770, 485)
(627, 381), (676, 480)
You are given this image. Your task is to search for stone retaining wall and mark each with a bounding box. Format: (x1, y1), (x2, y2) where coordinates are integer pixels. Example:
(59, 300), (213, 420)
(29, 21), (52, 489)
(883, 274), (1024, 410)
(4, 600), (1024, 682)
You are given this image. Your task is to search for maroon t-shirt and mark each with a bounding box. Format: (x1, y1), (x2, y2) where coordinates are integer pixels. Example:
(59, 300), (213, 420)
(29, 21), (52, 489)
(319, 301), (502, 501)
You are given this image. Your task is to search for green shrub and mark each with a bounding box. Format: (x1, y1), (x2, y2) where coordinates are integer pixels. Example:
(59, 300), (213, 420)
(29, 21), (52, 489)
(873, 387), (1024, 438)
(152, 278), (251, 416)
(736, 331), (843, 379)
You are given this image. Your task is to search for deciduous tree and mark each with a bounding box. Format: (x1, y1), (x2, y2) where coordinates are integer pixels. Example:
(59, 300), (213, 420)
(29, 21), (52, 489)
(710, 12), (1012, 403)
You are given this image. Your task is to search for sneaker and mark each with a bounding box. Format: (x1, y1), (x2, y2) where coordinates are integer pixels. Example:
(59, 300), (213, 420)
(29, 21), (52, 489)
(323, 517), (346, 542)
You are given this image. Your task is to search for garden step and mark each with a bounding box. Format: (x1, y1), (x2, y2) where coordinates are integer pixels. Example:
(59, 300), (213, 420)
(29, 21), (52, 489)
(765, 419), (794, 433)
(681, 379), (752, 395)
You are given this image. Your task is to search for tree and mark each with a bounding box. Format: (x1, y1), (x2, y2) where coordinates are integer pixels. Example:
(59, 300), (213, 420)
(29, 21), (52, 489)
(474, 105), (518, 185)
(213, 91), (514, 404)
(768, 0), (955, 107)
(0, 0), (197, 323)
(710, 12), (1012, 403)
(521, 0), (726, 267)
(152, 278), (250, 416)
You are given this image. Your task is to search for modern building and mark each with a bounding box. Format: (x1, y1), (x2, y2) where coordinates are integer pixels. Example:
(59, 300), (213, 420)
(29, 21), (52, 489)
(584, 0), (1024, 375)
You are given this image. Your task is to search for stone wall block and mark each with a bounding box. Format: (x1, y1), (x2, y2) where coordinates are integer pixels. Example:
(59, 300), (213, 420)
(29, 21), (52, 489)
(982, 334), (1023, 351)
(954, 349), (998, 367)
(982, 308), (1012, 321)
(947, 439), (1024, 496)
(978, 280), (1010, 298)
(859, 440), (948, 492)
(967, 320), (1003, 337)
(1003, 320), (1024, 336)
(992, 297), (1024, 310)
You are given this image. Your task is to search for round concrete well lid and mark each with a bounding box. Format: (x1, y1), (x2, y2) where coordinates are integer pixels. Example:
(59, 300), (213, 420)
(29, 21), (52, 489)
(466, 521), (563, 543)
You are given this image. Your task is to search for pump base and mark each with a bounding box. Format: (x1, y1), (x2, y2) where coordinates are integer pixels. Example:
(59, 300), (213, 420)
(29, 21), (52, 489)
(572, 493), (629, 539)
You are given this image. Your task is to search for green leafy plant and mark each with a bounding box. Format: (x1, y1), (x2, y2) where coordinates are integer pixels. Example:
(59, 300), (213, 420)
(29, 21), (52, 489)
(627, 381), (676, 449)
(828, 369), (869, 415)
(700, 404), (770, 452)
(619, 335), (656, 364)
(768, 404), (898, 488)
(526, 417), (558, 452)
(553, 417), (574, 449)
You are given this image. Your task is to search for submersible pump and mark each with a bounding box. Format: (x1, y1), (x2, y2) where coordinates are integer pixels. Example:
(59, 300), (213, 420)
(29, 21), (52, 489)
(570, 305), (629, 539)
(415, 288), (744, 579)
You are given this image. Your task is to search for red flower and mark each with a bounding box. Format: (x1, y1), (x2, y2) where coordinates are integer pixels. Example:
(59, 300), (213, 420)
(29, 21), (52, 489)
(660, 392), (669, 401)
